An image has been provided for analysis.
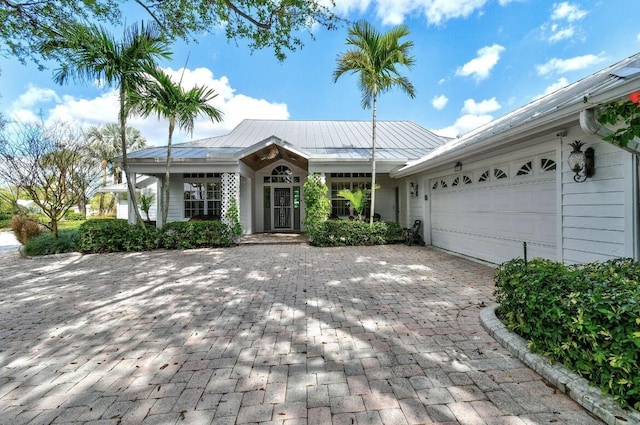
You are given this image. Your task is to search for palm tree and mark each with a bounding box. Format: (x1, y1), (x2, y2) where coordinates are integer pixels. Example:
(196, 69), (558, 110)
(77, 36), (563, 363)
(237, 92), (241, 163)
(51, 21), (171, 226)
(129, 67), (223, 226)
(86, 123), (147, 215)
(334, 20), (416, 225)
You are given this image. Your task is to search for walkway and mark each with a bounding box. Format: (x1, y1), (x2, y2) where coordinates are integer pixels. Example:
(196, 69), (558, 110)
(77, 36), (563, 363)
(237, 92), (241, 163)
(0, 245), (603, 424)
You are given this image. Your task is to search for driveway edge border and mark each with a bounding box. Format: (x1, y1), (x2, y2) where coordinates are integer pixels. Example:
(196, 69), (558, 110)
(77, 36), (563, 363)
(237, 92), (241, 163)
(480, 304), (640, 425)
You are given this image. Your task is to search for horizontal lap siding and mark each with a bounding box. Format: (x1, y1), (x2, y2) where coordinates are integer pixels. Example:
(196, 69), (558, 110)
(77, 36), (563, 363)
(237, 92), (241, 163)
(561, 136), (631, 264)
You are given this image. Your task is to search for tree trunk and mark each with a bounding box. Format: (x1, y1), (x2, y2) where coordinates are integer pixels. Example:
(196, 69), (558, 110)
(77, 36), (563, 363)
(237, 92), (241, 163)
(369, 93), (377, 226)
(119, 84), (145, 227)
(98, 163), (107, 215)
(161, 118), (175, 227)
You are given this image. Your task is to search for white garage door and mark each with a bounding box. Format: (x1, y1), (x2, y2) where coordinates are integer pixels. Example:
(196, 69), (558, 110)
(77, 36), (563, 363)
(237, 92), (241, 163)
(430, 153), (557, 264)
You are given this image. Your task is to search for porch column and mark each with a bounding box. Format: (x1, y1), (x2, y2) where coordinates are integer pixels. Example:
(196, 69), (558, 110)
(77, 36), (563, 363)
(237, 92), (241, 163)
(221, 172), (240, 227)
(127, 172), (137, 225)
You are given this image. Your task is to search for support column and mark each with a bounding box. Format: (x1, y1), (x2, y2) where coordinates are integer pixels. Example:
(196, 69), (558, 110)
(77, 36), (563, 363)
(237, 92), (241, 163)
(221, 172), (240, 226)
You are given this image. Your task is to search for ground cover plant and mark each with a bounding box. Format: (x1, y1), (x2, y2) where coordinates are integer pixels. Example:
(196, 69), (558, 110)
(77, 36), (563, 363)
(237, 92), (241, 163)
(495, 258), (640, 409)
(23, 229), (79, 256)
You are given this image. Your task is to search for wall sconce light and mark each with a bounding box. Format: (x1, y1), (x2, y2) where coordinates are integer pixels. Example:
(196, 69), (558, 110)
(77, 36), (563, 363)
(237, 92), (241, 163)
(409, 182), (419, 198)
(454, 161), (462, 172)
(567, 140), (595, 182)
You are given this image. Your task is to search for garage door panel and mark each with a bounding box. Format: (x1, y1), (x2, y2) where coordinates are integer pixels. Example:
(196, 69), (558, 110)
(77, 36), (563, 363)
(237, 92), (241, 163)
(430, 157), (556, 264)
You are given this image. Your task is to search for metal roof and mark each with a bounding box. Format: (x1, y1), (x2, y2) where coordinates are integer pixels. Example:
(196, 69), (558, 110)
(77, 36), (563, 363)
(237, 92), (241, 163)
(393, 52), (640, 177)
(128, 120), (448, 162)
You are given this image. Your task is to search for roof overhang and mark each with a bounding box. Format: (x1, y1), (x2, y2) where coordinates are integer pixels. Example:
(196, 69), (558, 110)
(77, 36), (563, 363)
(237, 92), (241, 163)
(238, 136), (310, 171)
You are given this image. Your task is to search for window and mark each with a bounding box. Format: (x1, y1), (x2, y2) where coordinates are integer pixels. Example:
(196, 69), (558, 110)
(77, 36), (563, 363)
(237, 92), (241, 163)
(432, 181), (439, 190)
(451, 177), (460, 187)
(183, 180), (221, 218)
(330, 179), (371, 217)
(478, 170), (490, 182)
(494, 168), (508, 179)
(264, 165), (300, 183)
(541, 158), (556, 172)
(440, 180), (448, 188)
(463, 175), (472, 185)
(516, 161), (532, 176)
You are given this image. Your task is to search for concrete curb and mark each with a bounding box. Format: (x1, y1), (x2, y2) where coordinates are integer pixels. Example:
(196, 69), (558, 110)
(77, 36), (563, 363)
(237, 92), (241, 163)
(480, 304), (640, 425)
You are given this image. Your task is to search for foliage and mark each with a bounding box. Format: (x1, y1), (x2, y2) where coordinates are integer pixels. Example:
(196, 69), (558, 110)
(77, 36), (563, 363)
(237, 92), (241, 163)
(78, 219), (159, 253)
(11, 215), (42, 244)
(50, 21), (172, 227)
(160, 221), (233, 249)
(495, 258), (640, 409)
(0, 121), (99, 237)
(128, 66), (223, 226)
(86, 123), (147, 215)
(310, 220), (397, 247)
(24, 229), (79, 256)
(385, 221), (405, 243)
(0, 213), (11, 230)
(137, 189), (156, 222)
(585, 92), (640, 148)
(224, 198), (243, 237)
(303, 174), (331, 241)
(334, 20), (415, 224)
(337, 188), (369, 219)
(1, 0), (341, 66)
(77, 218), (233, 253)
(65, 210), (85, 221)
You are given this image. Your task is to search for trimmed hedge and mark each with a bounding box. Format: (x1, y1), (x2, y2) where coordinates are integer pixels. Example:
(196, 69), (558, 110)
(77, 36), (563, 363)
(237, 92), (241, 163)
(310, 220), (400, 247)
(77, 219), (233, 253)
(160, 221), (232, 249)
(495, 258), (640, 409)
(24, 229), (79, 256)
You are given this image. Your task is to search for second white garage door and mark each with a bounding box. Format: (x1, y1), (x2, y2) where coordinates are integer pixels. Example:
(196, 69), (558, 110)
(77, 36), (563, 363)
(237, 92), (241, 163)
(429, 152), (557, 264)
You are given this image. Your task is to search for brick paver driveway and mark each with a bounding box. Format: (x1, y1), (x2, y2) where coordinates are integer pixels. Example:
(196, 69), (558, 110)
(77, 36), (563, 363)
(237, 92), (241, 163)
(0, 245), (602, 424)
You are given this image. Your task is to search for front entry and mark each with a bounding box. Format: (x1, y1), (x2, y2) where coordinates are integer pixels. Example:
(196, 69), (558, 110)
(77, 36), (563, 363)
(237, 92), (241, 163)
(273, 187), (292, 230)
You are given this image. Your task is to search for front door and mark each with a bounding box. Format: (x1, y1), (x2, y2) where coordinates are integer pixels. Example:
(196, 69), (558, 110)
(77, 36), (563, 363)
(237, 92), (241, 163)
(273, 187), (292, 230)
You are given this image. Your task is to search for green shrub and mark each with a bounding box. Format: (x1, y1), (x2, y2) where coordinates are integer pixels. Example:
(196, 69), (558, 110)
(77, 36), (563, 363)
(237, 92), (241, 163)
(310, 220), (390, 246)
(78, 219), (159, 253)
(384, 221), (405, 243)
(495, 258), (640, 409)
(0, 213), (11, 230)
(24, 230), (79, 256)
(64, 210), (85, 221)
(11, 215), (42, 244)
(303, 174), (331, 242)
(160, 221), (232, 249)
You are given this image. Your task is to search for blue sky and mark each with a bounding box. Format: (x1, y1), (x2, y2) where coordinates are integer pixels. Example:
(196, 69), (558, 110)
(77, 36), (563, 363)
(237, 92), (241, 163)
(2, 0), (640, 146)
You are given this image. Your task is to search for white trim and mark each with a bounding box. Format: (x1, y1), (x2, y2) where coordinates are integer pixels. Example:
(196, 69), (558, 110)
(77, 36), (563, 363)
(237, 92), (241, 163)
(555, 141), (563, 262)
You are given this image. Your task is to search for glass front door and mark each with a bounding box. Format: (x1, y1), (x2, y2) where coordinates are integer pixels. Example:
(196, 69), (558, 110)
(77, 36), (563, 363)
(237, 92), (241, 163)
(273, 187), (292, 229)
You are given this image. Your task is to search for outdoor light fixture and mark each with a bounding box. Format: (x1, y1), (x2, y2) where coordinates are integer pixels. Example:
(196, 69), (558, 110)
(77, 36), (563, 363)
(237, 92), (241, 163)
(567, 140), (595, 182)
(454, 161), (462, 172)
(410, 182), (419, 198)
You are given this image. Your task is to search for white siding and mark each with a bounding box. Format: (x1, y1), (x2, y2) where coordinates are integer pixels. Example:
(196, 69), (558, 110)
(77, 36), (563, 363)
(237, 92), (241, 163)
(240, 176), (252, 234)
(561, 133), (634, 264)
(167, 178), (185, 223)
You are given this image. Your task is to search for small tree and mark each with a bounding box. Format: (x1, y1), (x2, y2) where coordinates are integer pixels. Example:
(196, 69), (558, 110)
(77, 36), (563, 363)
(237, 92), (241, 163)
(303, 174), (331, 239)
(224, 197), (243, 239)
(137, 189), (155, 222)
(0, 121), (98, 237)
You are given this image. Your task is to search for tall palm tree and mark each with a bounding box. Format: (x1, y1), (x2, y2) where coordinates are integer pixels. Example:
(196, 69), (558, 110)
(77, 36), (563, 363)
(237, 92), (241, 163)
(334, 20), (416, 225)
(129, 67), (223, 226)
(86, 123), (147, 214)
(51, 21), (171, 226)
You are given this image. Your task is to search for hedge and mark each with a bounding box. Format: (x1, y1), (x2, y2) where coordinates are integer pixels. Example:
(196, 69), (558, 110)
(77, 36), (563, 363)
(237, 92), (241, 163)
(78, 219), (234, 253)
(495, 258), (640, 409)
(309, 220), (402, 247)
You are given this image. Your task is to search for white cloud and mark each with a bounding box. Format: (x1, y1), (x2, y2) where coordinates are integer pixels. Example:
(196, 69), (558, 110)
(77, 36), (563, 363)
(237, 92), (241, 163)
(536, 54), (605, 75)
(455, 44), (505, 81)
(551, 2), (587, 22)
(432, 113), (493, 138)
(547, 25), (575, 43)
(330, 0), (517, 25)
(534, 77), (569, 99)
(8, 67), (290, 145)
(432, 94), (448, 110)
(432, 96), (500, 138)
(461, 97), (500, 114)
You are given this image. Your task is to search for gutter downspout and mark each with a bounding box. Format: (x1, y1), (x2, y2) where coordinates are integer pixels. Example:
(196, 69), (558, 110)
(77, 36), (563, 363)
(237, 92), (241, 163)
(579, 108), (640, 155)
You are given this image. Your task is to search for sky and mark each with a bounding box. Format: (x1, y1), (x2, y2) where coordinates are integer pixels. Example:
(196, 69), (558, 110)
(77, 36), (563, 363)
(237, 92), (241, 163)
(1, 0), (640, 146)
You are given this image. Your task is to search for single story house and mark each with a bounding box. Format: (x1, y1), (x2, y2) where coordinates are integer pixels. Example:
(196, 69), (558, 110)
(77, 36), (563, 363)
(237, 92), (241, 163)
(125, 121), (447, 233)
(125, 52), (640, 265)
